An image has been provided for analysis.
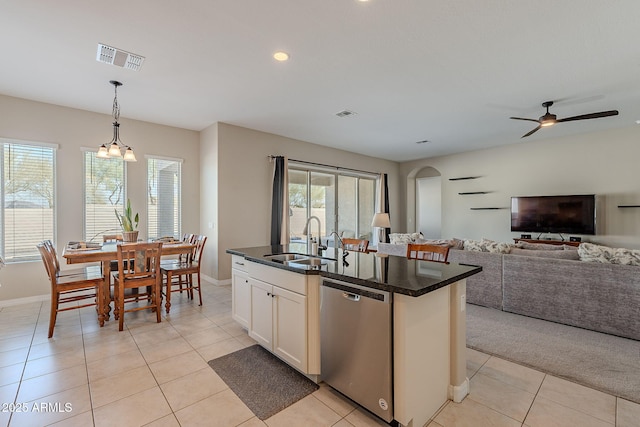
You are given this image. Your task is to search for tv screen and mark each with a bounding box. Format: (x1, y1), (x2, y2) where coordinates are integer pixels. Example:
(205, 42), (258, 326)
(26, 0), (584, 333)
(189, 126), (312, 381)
(511, 195), (596, 235)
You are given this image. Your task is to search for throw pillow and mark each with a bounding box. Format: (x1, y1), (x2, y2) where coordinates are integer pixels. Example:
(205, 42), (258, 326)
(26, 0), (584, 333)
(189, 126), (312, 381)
(515, 241), (564, 250)
(578, 243), (616, 263)
(450, 238), (465, 250)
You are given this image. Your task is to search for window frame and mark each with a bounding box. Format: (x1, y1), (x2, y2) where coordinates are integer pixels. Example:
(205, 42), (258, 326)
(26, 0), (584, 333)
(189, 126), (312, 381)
(146, 154), (182, 240)
(0, 138), (58, 263)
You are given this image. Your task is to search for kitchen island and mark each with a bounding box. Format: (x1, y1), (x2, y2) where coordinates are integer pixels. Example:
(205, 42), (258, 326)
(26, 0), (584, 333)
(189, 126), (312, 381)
(227, 244), (481, 427)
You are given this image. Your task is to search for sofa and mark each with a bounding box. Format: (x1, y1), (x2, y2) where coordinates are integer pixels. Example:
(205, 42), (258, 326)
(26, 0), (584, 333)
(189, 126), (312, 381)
(378, 239), (640, 341)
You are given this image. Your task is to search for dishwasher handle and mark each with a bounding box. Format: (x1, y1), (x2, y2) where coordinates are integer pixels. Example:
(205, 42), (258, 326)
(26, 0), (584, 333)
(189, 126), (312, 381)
(342, 292), (360, 302)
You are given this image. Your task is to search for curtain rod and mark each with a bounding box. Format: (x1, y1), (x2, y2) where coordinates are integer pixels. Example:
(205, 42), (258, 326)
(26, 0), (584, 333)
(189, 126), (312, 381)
(267, 155), (380, 176)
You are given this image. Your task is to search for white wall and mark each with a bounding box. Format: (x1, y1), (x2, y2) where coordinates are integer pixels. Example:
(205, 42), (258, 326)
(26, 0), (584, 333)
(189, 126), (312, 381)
(0, 95), (200, 302)
(200, 122), (401, 282)
(400, 126), (640, 249)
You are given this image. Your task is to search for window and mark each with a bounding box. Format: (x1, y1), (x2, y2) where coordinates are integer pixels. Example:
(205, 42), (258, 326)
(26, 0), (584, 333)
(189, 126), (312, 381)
(1, 139), (56, 262)
(84, 152), (125, 242)
(288, 163), (377, 246)
(147, 157), (181, 239)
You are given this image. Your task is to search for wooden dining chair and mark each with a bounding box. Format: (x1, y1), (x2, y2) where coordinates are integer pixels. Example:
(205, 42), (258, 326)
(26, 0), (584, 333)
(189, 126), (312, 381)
(42, 240), (100, 277)
(37, 242), (104, 338)
(342, 238), (369, 253)
(161, 235), (206, 313)
(406, 243), (450, 263)
(112, 242), (163, 331)
(103, 234), (123, 243)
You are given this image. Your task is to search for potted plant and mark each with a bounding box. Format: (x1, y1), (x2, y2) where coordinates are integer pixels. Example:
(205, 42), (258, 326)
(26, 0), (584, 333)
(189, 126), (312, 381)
(115, 199), (139, 242)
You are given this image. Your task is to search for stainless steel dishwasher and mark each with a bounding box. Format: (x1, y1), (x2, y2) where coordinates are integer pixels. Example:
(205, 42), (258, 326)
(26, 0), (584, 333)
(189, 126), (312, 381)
(320, 278), (393, 423)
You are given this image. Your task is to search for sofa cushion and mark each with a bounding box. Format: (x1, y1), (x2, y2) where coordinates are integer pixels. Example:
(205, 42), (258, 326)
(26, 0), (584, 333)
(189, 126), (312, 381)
(578, 242), (640, 266)
(509, 248), (580, 260)
(515, 241), (564, 250)
(464, 238), (512, 254)
(389, 232), (424, 245)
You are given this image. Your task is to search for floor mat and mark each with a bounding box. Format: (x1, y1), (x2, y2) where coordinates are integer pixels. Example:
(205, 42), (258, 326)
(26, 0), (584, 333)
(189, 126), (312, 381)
(208, 344), (319, 420)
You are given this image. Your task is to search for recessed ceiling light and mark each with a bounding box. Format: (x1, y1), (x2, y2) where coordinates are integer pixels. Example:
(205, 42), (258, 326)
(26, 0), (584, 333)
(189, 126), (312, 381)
(636, 120), (640, 125)
(273, 51), (289, 61)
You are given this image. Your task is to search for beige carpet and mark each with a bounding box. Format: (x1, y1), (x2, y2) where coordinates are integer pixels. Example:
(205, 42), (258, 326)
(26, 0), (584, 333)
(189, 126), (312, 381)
(466, 304), (640, 404)
(208, 345), (319, 420)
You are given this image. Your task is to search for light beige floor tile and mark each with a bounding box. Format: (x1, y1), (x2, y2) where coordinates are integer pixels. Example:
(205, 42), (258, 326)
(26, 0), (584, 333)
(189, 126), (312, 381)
(90, 365), (158, 408)
(9, 383), (91, 427)
(524, 396), (613, 427)
(148, 350), (208, 384)
(174, 388), (254, 427)
(478, 356), (545, 394)
(265, 395), (342, 427)
(160, 367), (228, 411)
(425, 421), (444, 427)
(0, 410), (9, 427)
(27, 335), (84, 361)
(169, 314), (216, 337)
(22, 348), (86, 380)
(234, 333), (259, 348)
(47, 410), (94, 427)
(537, 375), (616, 424)
(182, 325), (233, 349)
(343, 407), (389, 426)
(312, 384), (356, 417)
(0, 382), (19, 406)
(93, 387), (171, 427)
(238, 417), (268, 427)
(0, 344), (29, 368)
(616, 398), (640, 427)
(0, 334), (33, 353)
(0, 363), (24, 387)
(139, 336), (194, 364)
(468, 372), (536, 422)
(466, 347), (490, 378)
(83, 334), (139, 363)
(131, 325), (182, 348)
(143, 413), (181, 427)
(17, 364), (87, 402)
(196, 336), (246, 362)
(86, 348), (146, 381)
(219, 321), (248, 337)
(433, 397), (521, 427)
(332, 419), (355, 427)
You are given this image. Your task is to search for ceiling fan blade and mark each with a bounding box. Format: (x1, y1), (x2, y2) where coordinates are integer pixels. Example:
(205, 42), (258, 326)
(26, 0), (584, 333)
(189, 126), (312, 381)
(556, 110), (619, 123)
(521, 125), (541, 138)
(510, 116), (540, 123)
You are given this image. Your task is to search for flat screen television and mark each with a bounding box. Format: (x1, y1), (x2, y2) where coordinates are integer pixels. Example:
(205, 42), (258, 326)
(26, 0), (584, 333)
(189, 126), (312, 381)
(510, 194), (596, 235)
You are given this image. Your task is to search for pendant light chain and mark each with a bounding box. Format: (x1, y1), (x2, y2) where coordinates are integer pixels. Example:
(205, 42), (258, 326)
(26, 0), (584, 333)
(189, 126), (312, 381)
(97, 80), (136, 162)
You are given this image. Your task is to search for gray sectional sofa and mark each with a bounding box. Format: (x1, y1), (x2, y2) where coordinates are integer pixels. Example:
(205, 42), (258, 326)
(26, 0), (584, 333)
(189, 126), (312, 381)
(449, 248), (640, 341)
(378, 242), (640, 341)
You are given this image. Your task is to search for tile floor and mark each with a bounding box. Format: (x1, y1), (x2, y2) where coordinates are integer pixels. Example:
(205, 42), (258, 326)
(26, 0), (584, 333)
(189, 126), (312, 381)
(1, 281), (639, 427)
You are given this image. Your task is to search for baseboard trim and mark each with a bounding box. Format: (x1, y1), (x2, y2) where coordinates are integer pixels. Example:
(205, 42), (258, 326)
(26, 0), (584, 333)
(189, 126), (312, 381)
(448, 377), (469, 403)
(0, 294), (49, 308)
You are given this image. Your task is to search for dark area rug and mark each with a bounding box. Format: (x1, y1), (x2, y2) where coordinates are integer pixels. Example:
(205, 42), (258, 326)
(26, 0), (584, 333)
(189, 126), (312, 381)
(208, 344), (319, 420)
(467, 304), (640, 404)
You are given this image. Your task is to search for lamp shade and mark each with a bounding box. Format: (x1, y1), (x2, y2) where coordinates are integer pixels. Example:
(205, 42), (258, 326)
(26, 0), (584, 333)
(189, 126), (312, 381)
(371, 212), (391, 228)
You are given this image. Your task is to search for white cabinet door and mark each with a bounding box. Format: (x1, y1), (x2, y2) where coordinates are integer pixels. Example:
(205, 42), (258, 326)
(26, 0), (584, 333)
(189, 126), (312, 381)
(273, 286), (307, 372)
(249, 278), (273, 349)
(231, 269), (250, 329)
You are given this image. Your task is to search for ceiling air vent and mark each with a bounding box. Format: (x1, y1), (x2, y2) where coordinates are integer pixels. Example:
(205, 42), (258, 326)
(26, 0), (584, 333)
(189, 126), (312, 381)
(96, 43), (145, 71)
(335, 109), (357, 118)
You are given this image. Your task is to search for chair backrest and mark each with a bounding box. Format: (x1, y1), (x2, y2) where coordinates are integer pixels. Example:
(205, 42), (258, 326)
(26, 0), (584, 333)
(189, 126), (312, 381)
(406, 243), (450, 263)
(103, 234), (123, 243)
(342, 238), (369, 253)
(116, 242), (163, 282)
(41, 240), (62, 274)
(190, 235), (207, 264)
(37, 242), (56, 281)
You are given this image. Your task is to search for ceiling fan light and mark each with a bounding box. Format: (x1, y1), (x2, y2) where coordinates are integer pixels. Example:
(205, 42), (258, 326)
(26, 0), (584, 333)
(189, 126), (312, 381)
(108, 141), (122, 157)
(123, 147), (137, 162)
(540, 120), (556, 127)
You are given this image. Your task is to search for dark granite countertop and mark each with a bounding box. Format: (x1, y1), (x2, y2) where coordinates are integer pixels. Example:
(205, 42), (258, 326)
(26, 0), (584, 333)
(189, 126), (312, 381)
(227, 244), (482, 297)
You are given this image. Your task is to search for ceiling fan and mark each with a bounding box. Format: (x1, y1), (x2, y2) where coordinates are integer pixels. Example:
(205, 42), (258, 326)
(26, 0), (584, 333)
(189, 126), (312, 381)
(510, 101), (619, 138)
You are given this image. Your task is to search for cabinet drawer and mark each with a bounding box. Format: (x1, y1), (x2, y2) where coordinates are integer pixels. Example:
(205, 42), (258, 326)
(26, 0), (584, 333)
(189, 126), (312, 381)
(231, 255), (249, 273)
(247, 261), (307, 295)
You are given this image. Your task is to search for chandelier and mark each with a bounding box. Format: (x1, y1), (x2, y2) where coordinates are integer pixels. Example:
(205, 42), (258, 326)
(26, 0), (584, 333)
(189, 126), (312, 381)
(97, 80), (136, 161)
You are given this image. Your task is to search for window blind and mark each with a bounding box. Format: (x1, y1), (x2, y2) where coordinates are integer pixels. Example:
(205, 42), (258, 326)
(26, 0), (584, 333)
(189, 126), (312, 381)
(1, 141), (56, 262)
(84, 152), (125, 242)
(147, 157), (181, 239)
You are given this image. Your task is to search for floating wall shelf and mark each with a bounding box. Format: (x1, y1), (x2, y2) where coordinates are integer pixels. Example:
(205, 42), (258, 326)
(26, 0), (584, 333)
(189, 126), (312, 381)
(470, 207), (509, 210)
(618, 205), (640, 208)
(449, 176), (480, 181)
(458, 191), (490, 195)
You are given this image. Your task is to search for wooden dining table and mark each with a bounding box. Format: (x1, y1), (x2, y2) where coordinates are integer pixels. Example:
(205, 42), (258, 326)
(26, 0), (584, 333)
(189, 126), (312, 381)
(63, 241), (196, 326)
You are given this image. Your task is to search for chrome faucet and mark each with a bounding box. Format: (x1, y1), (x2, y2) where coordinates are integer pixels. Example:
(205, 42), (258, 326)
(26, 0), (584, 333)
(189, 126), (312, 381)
(304, 216), (324, 255)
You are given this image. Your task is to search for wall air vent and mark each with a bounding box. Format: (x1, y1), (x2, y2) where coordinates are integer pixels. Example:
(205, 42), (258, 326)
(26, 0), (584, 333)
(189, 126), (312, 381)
(96, 44), (145, 71)
(336, 109), (357, 118)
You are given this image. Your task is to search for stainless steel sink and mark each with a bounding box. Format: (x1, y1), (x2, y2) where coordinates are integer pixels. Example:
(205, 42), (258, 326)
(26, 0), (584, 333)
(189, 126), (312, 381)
(264, 253), (309, 263)
(287, 256), (337, 267)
